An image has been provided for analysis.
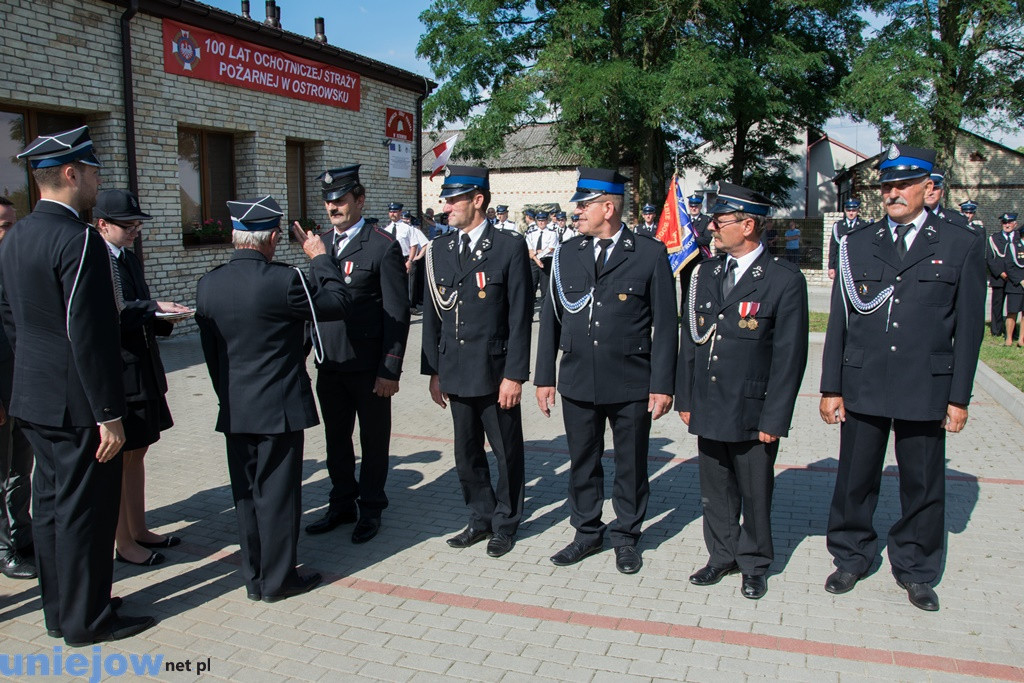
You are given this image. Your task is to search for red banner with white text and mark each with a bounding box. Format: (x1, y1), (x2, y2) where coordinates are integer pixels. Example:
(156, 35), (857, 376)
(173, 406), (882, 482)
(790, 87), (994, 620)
(162, 19), (360, 111)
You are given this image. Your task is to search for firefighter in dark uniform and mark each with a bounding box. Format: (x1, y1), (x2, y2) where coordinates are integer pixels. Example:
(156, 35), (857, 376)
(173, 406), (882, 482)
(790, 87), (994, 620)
(676, 182), (808, 600)
(493, 205), (519, 235)
(999, 213), (1023, 346)
(986, 209), (1014, 337)
(635, 203), (658, 238)
(959, 199), (983, 232)
(820, 144), (985, 612)
(827, 199), (870, 279)
(680, 194), (714, 301)
(535, 168), (678, 575)
(304, 166), (411, 544)
(197, 196), (352, 602)
(421, 166), (532, 557)
(0, 127), (154, 645)
(926, 171), (978, 239)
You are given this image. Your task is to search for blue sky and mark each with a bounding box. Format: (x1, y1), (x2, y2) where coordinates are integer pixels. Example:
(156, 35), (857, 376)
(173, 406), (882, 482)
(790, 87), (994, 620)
(202, 0), (1020, 153)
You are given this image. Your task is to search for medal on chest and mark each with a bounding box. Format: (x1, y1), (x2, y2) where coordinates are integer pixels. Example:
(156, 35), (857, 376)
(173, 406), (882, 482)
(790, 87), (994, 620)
(737, 301), (760, 329)
(343, 261), (354, 284)
(476, 271), (487, 298)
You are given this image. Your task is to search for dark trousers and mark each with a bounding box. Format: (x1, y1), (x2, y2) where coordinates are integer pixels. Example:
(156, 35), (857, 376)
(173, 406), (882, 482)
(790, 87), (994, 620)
(529, 261), (542, 312)
(697, 437), (779, 575)
(409, 259), (424, 309)
(990, 284), (1006, 335)
(0, 417), (34, 554)
(21, 422), (120, 642)
(448, 393), (525, 535)
(316, 369), (390, 516)
(826, 410), (946, 584)
(560, 397), (651, 547)
(225, 431), (303, 596)
(538, 258), (552, 301)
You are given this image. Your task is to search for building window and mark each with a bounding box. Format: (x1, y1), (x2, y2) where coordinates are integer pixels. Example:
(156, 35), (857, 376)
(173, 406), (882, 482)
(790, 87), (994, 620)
(178, 127), (235, 245)
(286, 141), (312, 235)
(0, 106), (85, 216)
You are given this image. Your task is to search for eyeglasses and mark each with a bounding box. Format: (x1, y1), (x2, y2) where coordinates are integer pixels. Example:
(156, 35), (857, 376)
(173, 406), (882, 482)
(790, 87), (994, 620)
(711, 217), (745, 228)
(575, 197), (608, 210)
(111, 221), (143, 232)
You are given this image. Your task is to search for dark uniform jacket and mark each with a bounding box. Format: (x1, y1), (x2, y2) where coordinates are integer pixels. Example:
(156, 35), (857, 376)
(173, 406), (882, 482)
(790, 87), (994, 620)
(315, 224), (410, 378)
(1003, 233), (1024, 294)
(633, 222), (658, 239)
(116, 248), (171, 403)
(196, 250), (351, 434)
(676, 251), (808, 442)
(535, 228), (677, 403)
(689, 214), (713, 258)
(820, 214), (986, 421)
(421, 224), (532, 396)
(828, 217), (871, 271)
(987, 230), (1014, 287)
(0, 201), (123, 426)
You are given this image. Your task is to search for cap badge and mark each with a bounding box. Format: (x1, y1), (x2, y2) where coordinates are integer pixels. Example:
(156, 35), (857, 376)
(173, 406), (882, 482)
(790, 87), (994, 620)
(887, 144), (900, 160)
(444, 167), (452, 178)
(324, 171), (333, 184)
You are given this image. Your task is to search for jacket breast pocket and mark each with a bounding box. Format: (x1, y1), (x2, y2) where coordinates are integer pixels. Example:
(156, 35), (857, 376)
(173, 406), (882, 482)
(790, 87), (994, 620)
(736, 301), (772, 339)
(612, 279), (647, 316)
(917, 265), (956, 306)
(433, 271), (454, 288)
(852, 263), (885, 300)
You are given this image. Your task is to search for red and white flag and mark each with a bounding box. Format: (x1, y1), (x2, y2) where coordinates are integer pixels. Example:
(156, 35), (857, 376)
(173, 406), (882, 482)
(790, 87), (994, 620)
(429, 134), (459, 180)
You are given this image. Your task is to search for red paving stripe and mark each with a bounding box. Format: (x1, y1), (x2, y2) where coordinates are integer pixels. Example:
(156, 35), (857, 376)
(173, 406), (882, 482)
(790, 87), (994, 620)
(392, 432), (1024, 486)
(309, 573), (1024, 681)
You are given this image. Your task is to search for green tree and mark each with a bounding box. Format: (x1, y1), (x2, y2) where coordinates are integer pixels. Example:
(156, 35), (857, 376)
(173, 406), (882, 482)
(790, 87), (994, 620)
(842, 0), (1024, 173)
(418, 0), (861, 210)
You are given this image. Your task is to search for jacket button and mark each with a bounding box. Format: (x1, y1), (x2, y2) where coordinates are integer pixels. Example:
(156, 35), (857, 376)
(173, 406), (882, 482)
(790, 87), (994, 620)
(460, 339), (465, 345)
(894, 298), (900, 304)
(712, 355), (718, 361)
(711, 376), (717, 382)
(596, 301), (603, 307)
(890, 345), (896, 352)
(593, 340), (599, 346)
(594, 321), (600, 327)
(716, 335), (722, 341)
(896, 276), (901, 282)
(718, 314), (724, 320)
(892, 322), (899, 328)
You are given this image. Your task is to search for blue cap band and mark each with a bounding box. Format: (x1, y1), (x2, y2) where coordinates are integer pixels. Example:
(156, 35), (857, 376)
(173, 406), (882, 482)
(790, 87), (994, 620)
(878, 155), (933, 173)
(231, 217), (281, 231)
(31, 150), (101, 169)
(577, 179), (624, 195)
(443, 175), (489, 190)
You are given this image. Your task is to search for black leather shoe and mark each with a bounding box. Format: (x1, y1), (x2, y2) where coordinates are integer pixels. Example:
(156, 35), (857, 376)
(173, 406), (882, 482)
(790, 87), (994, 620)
(614, 546), (642, 574)
(896, 579), (939, 611)
(351, 517), (381, 544)
(824, 569), (862, 595)
(114, 550), (165, 567)
(263, 573), (322, 603)
(447, 527), (490, 548)
(47, 628), (62, 638)
(305, 507), (358, 535)
(1, 552), (37, 579)
(689, 563), (738, 586)
(486, 533), (514, 558)
(137, 535), (181, 549)
(65, 615), (156, 647)
(741, 574), (767, 599)
(111, 597), (123, 610)
(246, 591), (261, 601)
(550, 540), (602, 566)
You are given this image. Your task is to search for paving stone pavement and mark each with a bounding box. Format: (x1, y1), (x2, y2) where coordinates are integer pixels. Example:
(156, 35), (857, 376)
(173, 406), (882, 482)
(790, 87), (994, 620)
(2, 291), (1023, 682)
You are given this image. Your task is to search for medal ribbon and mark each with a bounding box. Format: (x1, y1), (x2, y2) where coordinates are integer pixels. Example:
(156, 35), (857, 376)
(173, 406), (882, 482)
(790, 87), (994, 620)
(476, 271), (486, 291)
(738, 301), (760, 318)
(344, 261), (354, 276)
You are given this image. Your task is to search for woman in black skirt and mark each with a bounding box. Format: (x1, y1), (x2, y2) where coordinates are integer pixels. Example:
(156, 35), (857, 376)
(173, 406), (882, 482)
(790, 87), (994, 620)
(95, 190), (191, 566)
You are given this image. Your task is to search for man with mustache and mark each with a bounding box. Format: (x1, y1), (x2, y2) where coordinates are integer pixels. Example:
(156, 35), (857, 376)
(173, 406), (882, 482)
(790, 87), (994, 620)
(819, 144), (985, 611)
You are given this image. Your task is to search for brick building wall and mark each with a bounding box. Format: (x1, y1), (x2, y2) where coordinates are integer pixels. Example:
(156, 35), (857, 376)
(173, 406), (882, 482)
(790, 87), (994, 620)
(1, 0), (428, 333)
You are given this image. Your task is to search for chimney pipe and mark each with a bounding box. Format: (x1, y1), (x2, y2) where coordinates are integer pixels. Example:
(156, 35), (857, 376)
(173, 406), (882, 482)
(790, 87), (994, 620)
(240, 0), (250, 19)
(264, 0), (275, 26)
(314, 17), (327, 43)
(275, 5), (281, 27)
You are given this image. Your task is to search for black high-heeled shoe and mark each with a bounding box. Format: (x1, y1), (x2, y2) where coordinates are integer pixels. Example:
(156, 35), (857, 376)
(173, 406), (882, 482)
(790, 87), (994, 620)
(114, 550), (165, 566)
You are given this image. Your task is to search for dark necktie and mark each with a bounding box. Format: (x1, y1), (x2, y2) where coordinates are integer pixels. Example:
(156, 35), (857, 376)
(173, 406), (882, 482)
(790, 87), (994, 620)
(721, 258), (738, 298)
(895, 223), (912, 259)
(460, 233), (471, 268)
(595, 238), (613, 278)
(535, 231), (544, 251)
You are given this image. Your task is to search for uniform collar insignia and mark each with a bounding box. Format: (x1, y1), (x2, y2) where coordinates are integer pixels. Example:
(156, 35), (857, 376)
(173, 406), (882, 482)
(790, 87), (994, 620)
(580, 239), (590, 249)
(447, 237), (455, 251)
(480, 238), (491, 250)
(713, 264), (722, 275)
(876, 227), (886, 237)
(623, 238), (633, 249)
(751, 265), (764, 279)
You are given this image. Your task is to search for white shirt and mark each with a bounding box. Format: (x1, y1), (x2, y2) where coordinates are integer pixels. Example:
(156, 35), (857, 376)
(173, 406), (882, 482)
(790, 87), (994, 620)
(724, 243), (764, 282)
(105, 240), (125, 260)
(457, 220), (489, 254)
(887, 209), (928, 253)
(526, 225), (560, 257)
(384, 220), (415, 255)
(333, 218), (365, 256)
(592, 226), (625, 264)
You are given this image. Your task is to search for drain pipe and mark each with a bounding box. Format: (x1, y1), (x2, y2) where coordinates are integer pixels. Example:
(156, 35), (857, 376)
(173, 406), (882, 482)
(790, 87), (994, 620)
(415, 76), (431, 222)
(120, 0), (144, 262)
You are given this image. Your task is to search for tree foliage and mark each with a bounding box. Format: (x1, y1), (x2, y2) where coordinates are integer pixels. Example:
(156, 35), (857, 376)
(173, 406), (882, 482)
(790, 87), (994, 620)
(842, 0), (1024, 173)
(418, 0), (862, 209)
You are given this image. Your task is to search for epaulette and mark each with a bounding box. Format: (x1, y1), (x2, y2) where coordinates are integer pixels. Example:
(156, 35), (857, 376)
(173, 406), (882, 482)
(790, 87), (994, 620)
(769, 255), (800, 273)
(373, 226), (396, 241)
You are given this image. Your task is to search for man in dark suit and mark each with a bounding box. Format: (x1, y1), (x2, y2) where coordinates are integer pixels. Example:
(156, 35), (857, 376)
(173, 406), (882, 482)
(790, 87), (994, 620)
(820, 144), (985, 611)
(676, 182), (808, 600)
(925, 171), (978, 236)
(0, 127), (154, 645)
(197, 195), (351, 602)
(0, 196), (35, 581)
(421, 166), (532, 557)
(680, 194), (713, 302)
(827, 199), (870, 280)
(535, 168), (677, 574)
(304, 166), (410, 544)
(987, 211), (1015, 337)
